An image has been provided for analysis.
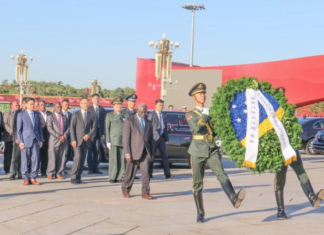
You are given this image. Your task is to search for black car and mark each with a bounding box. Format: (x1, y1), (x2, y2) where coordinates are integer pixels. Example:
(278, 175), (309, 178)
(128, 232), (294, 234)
(312, 130), (324, 153)
(68, 108), (193, 167)
(298, 117), (324, 155)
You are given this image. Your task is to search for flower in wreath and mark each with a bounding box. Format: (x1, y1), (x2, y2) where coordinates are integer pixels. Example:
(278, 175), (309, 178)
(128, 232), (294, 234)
(210, 77), (302, 173)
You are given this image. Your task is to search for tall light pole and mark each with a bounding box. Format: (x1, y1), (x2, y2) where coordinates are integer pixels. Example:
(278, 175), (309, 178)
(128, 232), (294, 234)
(182, 4), (205, 67)
(11, 51), (33, 106)
(149, 34), (180, 100)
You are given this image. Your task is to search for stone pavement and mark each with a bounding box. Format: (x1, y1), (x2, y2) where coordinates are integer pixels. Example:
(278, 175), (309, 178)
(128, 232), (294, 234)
(0, 152), (323, 235)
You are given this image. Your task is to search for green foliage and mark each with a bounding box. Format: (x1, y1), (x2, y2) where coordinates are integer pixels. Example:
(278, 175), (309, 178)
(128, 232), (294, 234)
(0, 80), (135, 99)
(210, 77), (302, 174)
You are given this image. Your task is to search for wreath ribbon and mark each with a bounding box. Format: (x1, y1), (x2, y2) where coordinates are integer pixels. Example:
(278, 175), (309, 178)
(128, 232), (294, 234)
(243, 89), (297, 169)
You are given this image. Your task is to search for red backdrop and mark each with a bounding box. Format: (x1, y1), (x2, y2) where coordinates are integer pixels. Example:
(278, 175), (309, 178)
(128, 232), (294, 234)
(136, 55), (324, 109)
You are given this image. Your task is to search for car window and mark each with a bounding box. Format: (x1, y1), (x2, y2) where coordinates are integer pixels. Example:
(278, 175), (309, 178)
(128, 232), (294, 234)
(166, 114), (179, 127)
(313, 120), (324, 129)
(179, 114), (188, 125)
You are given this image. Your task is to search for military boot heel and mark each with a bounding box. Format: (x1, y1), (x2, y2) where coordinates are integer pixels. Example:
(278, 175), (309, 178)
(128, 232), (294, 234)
(301, 180), (324, 208)
(221, 180), (246, 208)
(275, 190), (288, 220)
(193, 192), (205, 223)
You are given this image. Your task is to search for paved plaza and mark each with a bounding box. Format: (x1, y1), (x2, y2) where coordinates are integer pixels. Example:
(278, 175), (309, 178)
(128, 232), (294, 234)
(0, 152), (323, 235)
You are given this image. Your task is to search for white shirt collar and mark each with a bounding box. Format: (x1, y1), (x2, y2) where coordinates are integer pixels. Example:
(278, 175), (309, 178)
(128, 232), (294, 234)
(195, 106), (204, 111)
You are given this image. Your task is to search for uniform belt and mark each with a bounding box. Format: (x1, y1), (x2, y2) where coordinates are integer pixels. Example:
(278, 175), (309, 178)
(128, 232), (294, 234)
(193, 135), (213, 141)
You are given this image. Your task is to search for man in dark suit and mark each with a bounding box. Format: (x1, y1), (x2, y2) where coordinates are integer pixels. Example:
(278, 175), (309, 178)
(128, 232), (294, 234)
(10, 97), (27, 180)
(62, 99), (72, 170)
(38, 99), (52, 176)
(46, 102), (70, 179)
(122, 94), (137, 117)
(70, 97), (97, 184)
(87, 94), (106, 174)
(2, 101), (19, 174)
(122, 103), (154, 199)
(148, 99), (174, 179)
(17, 97), (43, 185)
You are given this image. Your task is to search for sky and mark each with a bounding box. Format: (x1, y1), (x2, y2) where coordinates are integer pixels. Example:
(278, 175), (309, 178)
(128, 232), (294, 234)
(0, 0), (323, 90)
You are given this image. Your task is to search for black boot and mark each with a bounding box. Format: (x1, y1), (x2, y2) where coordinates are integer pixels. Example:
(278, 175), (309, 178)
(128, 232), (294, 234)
(300, 180), (324, 208)
(275, 190), (288, 220)
(193, 192), (205, 223)
(221, 180), (246, 208)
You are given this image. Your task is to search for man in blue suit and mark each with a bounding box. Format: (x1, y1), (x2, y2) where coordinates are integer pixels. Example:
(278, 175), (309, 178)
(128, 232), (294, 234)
(17, 97), (43, 185)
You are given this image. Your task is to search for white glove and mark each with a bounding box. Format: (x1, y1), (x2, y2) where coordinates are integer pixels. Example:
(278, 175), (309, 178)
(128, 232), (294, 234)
(215, 140), (222, 147)
(202, 107), (210, 116)
(107, 143), (112, 149)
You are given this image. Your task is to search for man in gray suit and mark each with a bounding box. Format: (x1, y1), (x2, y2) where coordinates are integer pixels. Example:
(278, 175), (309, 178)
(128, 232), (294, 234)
(17, 97), (43, 185)
(148, 99), (174, 179)
(46, 102), (70, 179)
(62, 99), (72, 171)
(2, 101), (19, 174)
(122, 103), (154, 199)
(70, 97), (96, 184)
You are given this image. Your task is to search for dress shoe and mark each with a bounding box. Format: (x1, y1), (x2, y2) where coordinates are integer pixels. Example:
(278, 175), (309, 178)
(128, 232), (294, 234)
(56, 175), (65, 180)
(149, 175), (154, 179)
(76, 179), (85, 184)
(10, 175), (16, 180)
(47, 175), (53, 180)
(165, 174), (175, 179)
(23, 179), (30, 185)
(135, 176), (140, 179)
(71, 179), (77, 184)
(123, 191), (130, 198)
(117, 180), (123, 183)
(142, 194), (153, 200)
(18, 174), (22, 179)
(30, 179), (40, 185)
(88, 170), (94, 174)
(93, 170), (103, 174)
(109, 180), (116, 183)
(41, 173), (46, 177)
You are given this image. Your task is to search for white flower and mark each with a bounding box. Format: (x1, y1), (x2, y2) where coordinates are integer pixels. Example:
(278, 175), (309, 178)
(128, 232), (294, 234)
(244, 110), (248, 114)
(245, 101), (247, 105)
(232, 105), (237, 109)
(237, 118), (241, 123)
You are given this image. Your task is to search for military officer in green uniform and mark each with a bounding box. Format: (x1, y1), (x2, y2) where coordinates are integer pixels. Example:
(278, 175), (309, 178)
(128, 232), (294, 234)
(122, 94), (137, 117)
(105, 97), (126, 183)
(186, 83), (246, 223)
(274, 150), (324, 219)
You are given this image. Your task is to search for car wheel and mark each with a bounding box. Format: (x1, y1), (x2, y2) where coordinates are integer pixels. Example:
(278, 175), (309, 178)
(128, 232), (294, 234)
(306, 138), (317, 155)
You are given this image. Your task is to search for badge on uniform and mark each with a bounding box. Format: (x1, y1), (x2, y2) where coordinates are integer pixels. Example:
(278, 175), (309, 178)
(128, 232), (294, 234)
(187, 114), (192, 120)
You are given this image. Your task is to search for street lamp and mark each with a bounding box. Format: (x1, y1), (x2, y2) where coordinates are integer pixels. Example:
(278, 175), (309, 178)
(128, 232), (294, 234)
(11, 50), (33, 106)
(149, 34), (180, 100)
(89, 77), (102, 95)
(182, 4), (205, 67)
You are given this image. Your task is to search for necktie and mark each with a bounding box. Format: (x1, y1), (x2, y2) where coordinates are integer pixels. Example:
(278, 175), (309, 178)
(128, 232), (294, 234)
(83, 111), (87, 125)
(159, 113), (164, 135)
(58, 114), (63, 134)
(140, 118), (145, 133)
(30, 111), (35, 127)
(95, 106), (99, 127)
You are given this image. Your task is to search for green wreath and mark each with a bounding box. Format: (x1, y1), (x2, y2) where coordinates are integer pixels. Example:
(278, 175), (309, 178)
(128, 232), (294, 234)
(210, 77), (302, 173)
